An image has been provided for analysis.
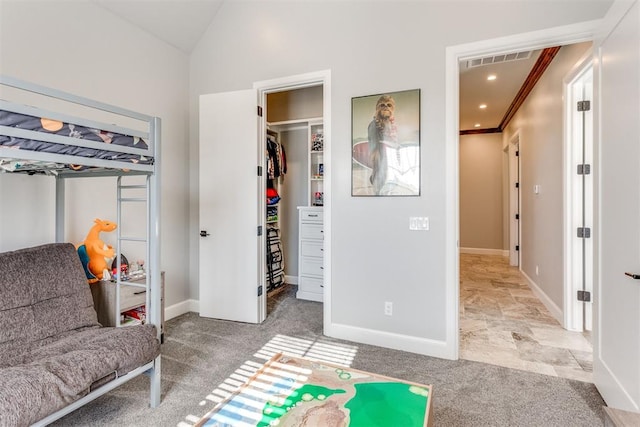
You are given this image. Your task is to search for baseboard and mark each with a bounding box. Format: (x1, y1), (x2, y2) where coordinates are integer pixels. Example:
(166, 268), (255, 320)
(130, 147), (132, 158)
(460, 247), (509, 257)
(519, 270), (563, 324)
(165, 299), (199, 320)
(285, 275), (298, 285)
(325, 322), (453, 360)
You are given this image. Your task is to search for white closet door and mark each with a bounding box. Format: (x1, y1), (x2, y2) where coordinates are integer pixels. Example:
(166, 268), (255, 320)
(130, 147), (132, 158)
(594, 0), (640, 411)
(199, 89), (263, 323)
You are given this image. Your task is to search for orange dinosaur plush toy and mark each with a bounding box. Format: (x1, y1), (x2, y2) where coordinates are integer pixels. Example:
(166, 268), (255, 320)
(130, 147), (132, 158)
(77, 218), (117, 284)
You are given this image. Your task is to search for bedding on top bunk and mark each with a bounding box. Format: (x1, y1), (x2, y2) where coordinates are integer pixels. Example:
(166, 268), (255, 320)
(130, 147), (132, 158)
(0, 109), (152, 171)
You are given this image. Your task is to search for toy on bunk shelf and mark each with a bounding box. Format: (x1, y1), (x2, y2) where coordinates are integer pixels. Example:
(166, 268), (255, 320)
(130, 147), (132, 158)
(111, 254), (129, 281)
(76, 218), (117, 284)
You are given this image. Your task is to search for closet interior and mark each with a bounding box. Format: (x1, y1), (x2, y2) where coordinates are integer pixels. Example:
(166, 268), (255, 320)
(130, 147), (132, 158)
(265, 86), (324, 306)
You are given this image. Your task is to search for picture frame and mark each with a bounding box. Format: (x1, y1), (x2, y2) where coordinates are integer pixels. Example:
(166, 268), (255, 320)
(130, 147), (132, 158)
(351, 89), (420, 196)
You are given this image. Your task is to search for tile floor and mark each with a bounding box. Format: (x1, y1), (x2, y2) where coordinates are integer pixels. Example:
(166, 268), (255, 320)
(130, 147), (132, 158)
(459, 253), (593, 382)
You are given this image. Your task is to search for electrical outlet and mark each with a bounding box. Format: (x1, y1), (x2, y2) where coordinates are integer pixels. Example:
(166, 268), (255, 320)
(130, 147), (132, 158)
(384, 301), (393, 316)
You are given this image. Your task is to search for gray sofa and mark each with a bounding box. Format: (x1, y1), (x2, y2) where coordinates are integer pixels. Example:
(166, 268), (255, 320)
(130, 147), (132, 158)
(0, 243), (161, 426)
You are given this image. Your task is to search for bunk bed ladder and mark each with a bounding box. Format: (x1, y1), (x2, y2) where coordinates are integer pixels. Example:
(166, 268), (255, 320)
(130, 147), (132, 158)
(115, 175), (150, 328)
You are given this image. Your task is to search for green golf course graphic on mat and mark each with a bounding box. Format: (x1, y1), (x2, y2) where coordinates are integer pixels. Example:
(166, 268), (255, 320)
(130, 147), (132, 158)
(198, 354), (432, 427)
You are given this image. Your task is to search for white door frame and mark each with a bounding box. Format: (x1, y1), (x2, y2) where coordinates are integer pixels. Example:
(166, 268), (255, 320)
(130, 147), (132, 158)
(563, 51), (594, 332)
(508, 132), (521, 267)
(253, 70), (332, 329)
(445, 20), (601, 359)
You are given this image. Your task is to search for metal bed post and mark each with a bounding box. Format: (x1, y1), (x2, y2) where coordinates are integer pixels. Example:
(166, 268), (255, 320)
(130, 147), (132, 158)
(148, 117), (161, 407)
(116, 176), (122, 328)
(55, 176), (65, 243)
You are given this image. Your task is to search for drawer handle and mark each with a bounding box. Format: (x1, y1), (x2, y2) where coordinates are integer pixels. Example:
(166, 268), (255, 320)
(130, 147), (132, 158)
(308, 214), (318, 217)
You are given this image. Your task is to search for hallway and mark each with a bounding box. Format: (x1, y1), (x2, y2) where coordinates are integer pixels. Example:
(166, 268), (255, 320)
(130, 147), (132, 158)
(460, 254), (593, 382)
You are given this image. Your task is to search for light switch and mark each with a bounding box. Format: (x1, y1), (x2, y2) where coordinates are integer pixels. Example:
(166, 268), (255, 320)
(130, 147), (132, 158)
(534, 184), (540, 194)
(409, 217), (418, 230)
(409, 217), (429, 231)
(421, 217), (430, 230)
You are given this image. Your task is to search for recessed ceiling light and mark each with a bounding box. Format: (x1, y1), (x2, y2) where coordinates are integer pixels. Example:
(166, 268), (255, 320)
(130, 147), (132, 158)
(474, 123), (481, 128)
(487, 74), (497, 81)
(479, 104), (487, 109)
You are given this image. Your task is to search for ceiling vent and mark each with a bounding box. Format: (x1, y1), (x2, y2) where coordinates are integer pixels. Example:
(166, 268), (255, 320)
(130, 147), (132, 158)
(467, 51), (533, 68)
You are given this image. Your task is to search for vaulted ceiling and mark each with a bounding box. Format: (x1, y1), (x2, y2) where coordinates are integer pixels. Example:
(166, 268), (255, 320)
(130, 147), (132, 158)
(92, 0), (224, 53)
(91, 0), (563, 133)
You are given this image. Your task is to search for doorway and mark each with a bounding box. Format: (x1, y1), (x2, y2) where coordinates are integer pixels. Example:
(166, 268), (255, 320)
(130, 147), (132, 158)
(447, 24), (600, 368)
(263, 86), (324, 314)
(198, 70), (332, 326)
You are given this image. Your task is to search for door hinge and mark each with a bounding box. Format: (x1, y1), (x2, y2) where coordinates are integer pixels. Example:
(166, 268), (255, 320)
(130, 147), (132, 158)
(515, 214), (520, 220)
(577, 100), (591, 112)
(516, 150), (519, 157)
(577, 164), (591, 175)
(257, 106), (263, 117)
(515, 182), (519, 188)
(258, 285), (263, 297)
(257, 225), (263, 236)
(257, 165), (263, 176)
(515, 245), (519, 251)
(577, 227), (591, 238)
(577, 290), (591, 302)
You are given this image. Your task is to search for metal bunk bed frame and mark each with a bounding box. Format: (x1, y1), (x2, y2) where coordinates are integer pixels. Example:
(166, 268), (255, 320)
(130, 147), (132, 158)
(0, 75), (162, 423)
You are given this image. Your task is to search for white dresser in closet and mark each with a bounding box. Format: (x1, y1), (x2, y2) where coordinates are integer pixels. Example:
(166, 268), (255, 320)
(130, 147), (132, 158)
(297, 206), (324, 302)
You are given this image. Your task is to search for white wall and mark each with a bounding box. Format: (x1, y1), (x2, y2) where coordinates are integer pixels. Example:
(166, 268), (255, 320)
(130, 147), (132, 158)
(503, 42), (592, 309)
(279, 128), (308, 277)
(0, 1), (190, 310)
(189, 1), (610, 354)
(459, 133), (504, 251)
(267, 86), (323, 123)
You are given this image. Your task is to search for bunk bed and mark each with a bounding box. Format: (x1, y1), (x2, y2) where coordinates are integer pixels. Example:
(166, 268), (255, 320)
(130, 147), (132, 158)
(0, 75), (162, 425)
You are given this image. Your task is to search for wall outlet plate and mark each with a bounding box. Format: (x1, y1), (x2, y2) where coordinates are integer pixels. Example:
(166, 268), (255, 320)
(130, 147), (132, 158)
(409, 217), (429, 231)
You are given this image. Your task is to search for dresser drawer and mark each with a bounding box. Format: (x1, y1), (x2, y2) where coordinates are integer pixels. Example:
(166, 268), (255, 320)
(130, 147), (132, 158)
(300, 257), (323, 277)
(299, 276), (323, 294)
(300, 224), (323, 240)
(301, 241), (323, 258)
(300, 209), (323, 222)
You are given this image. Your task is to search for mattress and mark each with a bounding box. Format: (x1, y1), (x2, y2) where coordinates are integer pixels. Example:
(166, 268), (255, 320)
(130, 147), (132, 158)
(0, 109), (153, 172)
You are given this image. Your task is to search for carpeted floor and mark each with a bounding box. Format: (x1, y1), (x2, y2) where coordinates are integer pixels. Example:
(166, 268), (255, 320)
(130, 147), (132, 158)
(52, 286), (605, 426)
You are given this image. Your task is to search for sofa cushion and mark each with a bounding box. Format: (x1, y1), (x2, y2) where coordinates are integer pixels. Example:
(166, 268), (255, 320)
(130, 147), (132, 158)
(0, 243), (100, 367)
(0, 324), (160, 427)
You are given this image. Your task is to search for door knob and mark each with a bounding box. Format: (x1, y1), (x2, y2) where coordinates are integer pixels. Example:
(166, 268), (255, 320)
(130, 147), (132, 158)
(624, 272), (640, 279)
(200, 230), (210, 237)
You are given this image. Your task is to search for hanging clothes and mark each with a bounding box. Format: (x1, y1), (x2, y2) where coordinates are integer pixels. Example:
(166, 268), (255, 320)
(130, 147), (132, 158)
(266, 135), (287, 180)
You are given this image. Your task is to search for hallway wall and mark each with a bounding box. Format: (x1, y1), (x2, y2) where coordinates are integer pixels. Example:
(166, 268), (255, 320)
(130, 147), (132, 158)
(460, 133), (505, 252)
(503, 42), (592, 313)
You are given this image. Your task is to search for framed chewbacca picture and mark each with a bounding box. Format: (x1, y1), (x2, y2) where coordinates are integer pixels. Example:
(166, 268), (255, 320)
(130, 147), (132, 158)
(351, 89), (420, 196)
